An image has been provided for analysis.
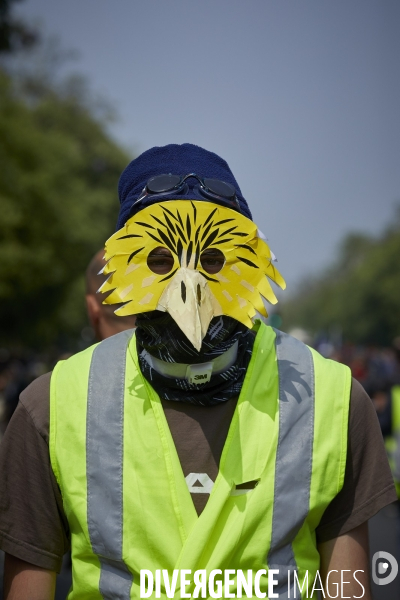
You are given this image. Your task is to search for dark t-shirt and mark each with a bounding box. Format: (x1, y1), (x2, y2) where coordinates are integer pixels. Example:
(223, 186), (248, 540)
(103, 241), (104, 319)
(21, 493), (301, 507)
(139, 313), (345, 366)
(0, 374), (396, 572)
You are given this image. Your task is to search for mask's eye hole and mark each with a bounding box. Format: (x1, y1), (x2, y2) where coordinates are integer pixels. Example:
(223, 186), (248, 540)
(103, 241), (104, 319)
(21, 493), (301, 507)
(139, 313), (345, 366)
(200, 249), (225, 274)
(147, 247), (174, 275)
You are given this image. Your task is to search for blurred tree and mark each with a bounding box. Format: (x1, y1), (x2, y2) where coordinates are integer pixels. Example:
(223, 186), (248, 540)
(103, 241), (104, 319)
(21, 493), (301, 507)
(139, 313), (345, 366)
(281, 210), (400, 346)
(0, 0), (38, 53)
(0, 68), (130, 348)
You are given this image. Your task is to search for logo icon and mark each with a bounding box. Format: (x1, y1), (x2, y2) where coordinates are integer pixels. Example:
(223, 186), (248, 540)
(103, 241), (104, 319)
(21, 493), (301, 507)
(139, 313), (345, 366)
(372, 551), (398, 585)
(185, 473), (214, 494)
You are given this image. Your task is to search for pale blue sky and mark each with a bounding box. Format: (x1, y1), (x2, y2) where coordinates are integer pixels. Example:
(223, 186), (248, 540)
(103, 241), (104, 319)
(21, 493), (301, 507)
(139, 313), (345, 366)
(16, 0), (400, 292)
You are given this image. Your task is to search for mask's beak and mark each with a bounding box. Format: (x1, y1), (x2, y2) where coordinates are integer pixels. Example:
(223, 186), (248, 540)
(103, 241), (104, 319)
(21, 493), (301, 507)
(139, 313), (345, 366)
(156, 268), (223, 351)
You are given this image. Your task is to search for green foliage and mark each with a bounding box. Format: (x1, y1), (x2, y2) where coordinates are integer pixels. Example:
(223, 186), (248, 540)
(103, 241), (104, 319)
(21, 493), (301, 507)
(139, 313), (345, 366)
(0, 0), (38, 53)
(0, 69), (130, 348)
(281, 212), (400, 346)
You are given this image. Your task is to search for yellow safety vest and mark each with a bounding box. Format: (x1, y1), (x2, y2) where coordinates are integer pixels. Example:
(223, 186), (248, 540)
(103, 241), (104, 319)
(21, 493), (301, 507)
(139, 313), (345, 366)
(50, 322), (351, 599)
(385, 385), (400, 497)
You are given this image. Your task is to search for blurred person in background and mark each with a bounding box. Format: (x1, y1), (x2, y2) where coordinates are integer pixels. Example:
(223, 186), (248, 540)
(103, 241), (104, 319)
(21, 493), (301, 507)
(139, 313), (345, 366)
(366, 348), (400, 502)
(391, 339), (400, 492)
(85, 249), (137, 341)
(368, 379), (393, 439)
(392, 337), (400, 385)
(0, 360), (32, 436)
(0, 355), (47, 439)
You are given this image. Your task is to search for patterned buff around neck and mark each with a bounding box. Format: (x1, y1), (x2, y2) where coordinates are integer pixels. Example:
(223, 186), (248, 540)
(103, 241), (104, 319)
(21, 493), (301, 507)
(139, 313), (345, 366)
(135, 312), (256, 406)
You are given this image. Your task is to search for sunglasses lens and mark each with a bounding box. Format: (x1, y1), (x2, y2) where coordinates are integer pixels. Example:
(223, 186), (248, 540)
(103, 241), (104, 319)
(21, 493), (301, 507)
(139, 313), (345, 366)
(147, 174), (181, 194)
(203, 178), (236, 200)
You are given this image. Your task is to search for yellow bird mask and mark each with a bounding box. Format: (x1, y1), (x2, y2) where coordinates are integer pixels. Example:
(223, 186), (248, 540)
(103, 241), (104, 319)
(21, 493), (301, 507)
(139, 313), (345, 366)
(101, 201), (285, 351)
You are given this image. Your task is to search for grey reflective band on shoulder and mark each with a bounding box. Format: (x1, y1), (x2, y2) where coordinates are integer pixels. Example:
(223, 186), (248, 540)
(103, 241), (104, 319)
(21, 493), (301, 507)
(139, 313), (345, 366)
(268, 329), (315, 598)
(87, 329), (134, 600)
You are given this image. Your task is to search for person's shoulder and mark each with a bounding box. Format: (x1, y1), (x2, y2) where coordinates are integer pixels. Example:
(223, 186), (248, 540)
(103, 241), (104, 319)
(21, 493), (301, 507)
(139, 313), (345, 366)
(51, 340), (103, 381)
(272, 328), (349, 369)
(19, 341), (103, 415)
(57, 330), (135, 373)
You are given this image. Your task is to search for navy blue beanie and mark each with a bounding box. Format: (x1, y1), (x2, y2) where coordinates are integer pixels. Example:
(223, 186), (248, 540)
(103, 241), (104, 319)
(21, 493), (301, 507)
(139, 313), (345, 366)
(117, 143), (252, 229)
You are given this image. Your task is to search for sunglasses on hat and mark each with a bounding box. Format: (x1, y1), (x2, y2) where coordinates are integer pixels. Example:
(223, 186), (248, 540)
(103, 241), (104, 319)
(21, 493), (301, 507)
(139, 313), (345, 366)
(128, 173), (241, 218)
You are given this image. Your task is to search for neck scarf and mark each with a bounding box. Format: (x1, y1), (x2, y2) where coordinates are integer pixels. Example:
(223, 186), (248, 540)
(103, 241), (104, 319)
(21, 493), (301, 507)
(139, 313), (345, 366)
(135, 311), (255, 406)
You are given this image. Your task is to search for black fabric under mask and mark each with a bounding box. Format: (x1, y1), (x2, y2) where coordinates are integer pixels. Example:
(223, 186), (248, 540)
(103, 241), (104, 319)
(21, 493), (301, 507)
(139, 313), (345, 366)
(135, 311), (256, 406)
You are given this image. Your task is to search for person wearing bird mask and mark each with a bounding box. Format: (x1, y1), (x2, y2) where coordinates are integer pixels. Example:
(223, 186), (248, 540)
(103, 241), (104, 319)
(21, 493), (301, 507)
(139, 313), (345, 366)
(0, 144), (396, 600)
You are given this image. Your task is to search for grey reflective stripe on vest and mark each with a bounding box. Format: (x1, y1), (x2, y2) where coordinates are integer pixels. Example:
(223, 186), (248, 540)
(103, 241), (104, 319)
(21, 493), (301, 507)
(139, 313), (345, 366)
(87, 330), (134, 600)
(268, 329), (315, 599)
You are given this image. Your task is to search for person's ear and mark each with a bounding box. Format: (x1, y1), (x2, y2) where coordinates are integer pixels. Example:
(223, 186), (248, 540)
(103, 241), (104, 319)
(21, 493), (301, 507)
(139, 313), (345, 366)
(86, 294), (101, 330)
